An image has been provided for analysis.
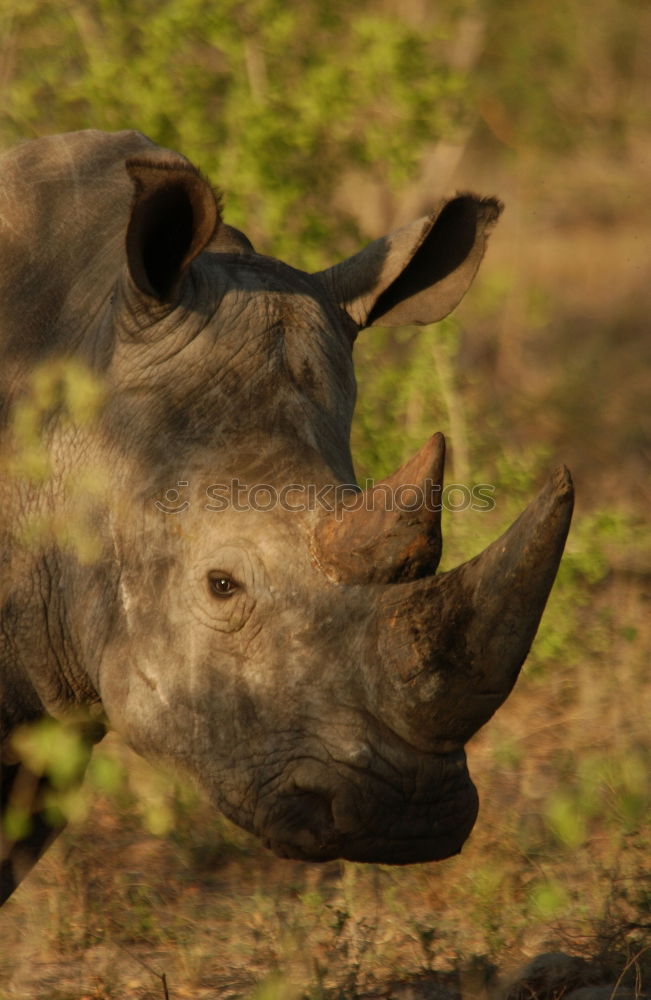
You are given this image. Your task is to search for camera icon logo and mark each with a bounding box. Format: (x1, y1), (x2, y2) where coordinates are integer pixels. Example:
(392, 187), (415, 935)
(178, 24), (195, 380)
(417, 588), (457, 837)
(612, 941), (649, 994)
(154, 481), (190, 514)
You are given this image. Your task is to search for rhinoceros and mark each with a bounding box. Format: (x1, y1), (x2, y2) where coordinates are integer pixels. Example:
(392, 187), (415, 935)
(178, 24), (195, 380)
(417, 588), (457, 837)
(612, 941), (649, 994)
(0, 129), (573, 904)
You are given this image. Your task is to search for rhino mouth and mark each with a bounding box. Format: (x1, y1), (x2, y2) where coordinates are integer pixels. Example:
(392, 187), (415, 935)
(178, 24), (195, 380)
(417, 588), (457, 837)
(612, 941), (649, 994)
(254, 748), (478, 865)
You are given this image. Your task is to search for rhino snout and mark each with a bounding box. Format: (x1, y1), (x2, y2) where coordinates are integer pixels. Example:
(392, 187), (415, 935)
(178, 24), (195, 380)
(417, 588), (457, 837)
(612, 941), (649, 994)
(250, 746), (478, 865)
(260, 791), (338, 860)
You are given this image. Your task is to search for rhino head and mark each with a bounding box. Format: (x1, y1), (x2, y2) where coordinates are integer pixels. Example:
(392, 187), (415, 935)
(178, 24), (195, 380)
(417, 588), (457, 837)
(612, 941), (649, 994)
(0, 131), (573, 894)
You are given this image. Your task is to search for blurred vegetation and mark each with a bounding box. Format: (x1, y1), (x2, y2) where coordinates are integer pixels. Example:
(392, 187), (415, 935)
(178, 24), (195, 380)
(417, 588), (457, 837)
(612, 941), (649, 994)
(1, 0), (650, 997)
(2, 0), (649, 261)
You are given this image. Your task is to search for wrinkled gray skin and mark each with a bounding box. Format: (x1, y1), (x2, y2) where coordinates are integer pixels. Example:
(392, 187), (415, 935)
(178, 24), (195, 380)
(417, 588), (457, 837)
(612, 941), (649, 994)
(0, 130), (573, 903)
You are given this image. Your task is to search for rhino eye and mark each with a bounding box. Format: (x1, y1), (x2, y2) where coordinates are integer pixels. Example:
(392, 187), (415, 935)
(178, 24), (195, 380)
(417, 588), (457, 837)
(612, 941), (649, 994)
(208, 571), (239, 598)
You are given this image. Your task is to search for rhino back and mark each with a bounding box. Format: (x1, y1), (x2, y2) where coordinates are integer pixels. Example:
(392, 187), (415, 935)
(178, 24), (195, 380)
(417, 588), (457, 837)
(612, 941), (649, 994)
(0, 132), (157, 725)
(0, 130), (158, 392)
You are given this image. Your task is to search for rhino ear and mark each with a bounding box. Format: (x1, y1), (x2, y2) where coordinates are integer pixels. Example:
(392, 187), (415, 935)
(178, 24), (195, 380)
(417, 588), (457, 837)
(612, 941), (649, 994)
(316, 195), (502, 329)
(125, 156), (220, 302)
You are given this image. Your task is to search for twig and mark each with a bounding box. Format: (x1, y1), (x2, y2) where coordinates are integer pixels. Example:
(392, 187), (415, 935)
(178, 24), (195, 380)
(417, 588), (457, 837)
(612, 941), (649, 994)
(608, 945), (649, 1000)
(86, 930), (172, 998)
(430, 334), (470, 487)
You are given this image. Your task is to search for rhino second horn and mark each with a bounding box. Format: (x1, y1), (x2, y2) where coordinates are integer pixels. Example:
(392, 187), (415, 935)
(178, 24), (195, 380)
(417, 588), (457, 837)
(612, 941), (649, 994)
(375, 465), (574, 750)
(314, 432), (446, 584)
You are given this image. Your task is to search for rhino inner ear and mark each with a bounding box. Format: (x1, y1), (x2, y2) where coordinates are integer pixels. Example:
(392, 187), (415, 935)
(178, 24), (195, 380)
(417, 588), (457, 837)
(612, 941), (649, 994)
(125, 157), (220, 302)
(367, 196), (485, 326)
(316, 194), (502, 330)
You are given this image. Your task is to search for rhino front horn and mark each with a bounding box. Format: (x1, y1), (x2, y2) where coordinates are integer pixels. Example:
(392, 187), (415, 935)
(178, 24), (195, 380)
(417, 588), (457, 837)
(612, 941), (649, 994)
(371, 465), (574, 751)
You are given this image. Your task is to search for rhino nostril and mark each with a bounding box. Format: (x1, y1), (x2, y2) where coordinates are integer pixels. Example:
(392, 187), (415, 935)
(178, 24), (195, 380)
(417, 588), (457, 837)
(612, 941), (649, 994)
(273, 790), (336, 854)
